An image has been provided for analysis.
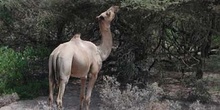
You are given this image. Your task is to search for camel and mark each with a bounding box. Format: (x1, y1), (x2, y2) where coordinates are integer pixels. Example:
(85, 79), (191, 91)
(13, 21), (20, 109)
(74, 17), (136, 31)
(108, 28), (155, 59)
(48, 6), (119, 110)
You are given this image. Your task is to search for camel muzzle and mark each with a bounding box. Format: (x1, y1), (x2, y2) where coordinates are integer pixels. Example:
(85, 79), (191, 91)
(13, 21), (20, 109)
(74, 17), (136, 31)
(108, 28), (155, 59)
(96, 15), (104, 21)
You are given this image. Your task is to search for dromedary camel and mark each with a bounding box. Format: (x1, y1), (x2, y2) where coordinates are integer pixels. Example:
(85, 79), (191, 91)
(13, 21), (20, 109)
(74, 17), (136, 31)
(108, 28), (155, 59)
(48, 6), (119, 110)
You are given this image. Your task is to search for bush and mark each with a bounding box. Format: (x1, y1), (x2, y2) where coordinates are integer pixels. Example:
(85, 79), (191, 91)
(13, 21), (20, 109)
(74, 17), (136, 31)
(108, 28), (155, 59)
(205, 54), (220, 72)
(99, 76), (163, 110)
(0, 46), (23, 94)
(187, 80), (211, 103)
(0, 46), (50, 99)
(99, 76), (219, 110)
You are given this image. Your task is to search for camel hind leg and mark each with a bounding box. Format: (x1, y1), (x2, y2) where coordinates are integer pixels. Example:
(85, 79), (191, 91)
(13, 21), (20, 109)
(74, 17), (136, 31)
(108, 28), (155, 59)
(49, 74), (55, 108)
(48, 56), (55, 108)
(55, 57), (72, 109)
(56, 78), (68, 110)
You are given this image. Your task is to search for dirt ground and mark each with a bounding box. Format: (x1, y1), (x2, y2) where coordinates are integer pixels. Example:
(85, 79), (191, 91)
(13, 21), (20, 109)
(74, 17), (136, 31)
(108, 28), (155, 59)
(0, 80), (102, 110)
(1, 72), (220, 110)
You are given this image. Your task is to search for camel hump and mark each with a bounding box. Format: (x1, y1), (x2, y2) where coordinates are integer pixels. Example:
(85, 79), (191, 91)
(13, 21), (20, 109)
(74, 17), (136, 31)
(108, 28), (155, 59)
(71, 33), (81, 40)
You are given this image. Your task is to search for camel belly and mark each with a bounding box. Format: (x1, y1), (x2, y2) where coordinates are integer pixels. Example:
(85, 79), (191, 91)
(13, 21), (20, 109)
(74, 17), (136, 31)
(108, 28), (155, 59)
(70, 58), (91, 78)
(70, 69), (88, 78)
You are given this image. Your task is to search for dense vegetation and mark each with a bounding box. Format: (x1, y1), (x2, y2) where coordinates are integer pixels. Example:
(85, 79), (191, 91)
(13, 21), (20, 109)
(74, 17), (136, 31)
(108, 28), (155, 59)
(0, 46), (49, 98)
(0, 0), (220, 103)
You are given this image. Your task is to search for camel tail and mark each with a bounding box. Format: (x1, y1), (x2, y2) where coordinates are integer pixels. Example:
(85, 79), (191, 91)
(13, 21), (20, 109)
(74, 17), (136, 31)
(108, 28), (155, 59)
(54, 56), (60, 88)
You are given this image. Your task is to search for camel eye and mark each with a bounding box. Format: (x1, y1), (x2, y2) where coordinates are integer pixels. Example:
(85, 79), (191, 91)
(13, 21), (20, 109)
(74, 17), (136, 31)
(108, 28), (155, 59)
(106, 11), (111, 16)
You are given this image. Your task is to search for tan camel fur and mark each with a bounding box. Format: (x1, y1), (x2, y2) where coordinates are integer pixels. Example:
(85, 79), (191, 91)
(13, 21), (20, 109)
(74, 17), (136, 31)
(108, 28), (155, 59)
(48, 6), (119, 110)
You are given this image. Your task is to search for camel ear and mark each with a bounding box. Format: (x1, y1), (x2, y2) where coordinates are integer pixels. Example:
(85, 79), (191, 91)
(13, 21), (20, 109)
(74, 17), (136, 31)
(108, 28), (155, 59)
(112, 6), (119, 13)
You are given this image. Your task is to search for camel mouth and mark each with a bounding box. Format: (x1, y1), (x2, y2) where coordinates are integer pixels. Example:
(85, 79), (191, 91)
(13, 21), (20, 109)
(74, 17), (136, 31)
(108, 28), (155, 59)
(96, 15), (104, 21)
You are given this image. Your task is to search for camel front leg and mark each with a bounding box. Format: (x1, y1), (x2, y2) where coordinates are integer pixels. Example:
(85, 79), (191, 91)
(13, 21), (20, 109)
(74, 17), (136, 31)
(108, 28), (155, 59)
(85, 73), (98, 110)
(56, 79), (68, 110)
(80, 77), (87, 110)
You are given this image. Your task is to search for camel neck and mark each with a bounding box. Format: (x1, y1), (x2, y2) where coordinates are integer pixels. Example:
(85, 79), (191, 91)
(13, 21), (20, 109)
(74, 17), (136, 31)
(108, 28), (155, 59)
(98, 22), (113, 61)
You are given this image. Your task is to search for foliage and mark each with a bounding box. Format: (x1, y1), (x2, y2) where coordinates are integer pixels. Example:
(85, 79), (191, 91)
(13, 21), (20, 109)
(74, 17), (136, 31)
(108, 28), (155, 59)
(103, 0), (220, 85)
(0, 46), (49, 99)
(121, 0), (191, 11)
(0, 0), (220, 101)
(0, 0), (13, 29)
(0, 0), (111, 47)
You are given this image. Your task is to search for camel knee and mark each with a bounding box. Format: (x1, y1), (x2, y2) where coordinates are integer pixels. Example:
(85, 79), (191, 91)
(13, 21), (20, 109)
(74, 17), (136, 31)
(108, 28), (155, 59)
(48, 96), (53, 105)
(60, 77), (69, 84)
(80, 95), (85, 102)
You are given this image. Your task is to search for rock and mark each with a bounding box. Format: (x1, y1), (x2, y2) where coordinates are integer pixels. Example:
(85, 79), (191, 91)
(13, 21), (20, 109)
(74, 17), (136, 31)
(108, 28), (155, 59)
(0, 93), (19, 107)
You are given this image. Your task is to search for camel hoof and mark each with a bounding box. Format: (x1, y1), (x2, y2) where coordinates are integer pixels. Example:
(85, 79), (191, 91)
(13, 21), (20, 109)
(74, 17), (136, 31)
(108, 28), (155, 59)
(80, 106), (83, 110)
(57, 105), (63, 110)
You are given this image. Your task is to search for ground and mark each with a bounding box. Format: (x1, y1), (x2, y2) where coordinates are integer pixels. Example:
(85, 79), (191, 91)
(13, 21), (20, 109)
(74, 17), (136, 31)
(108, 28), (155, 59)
(0, 80), (102, 110)
(1, 73), (220, 110)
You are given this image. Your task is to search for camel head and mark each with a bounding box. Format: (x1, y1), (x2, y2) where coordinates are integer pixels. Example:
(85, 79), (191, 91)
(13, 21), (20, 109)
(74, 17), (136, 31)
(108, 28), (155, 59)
(96, 6), (119, 23)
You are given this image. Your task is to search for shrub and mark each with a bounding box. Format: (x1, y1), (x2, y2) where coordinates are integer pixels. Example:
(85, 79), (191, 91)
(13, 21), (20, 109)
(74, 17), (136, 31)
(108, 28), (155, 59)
(99, 76), (163, 110)
(0, 46), (50, 99)
(0, 46), (23, 94)
(187, 79), (211, 103)
(99, 76), (216, 110)
(205, 54), (220, 72)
